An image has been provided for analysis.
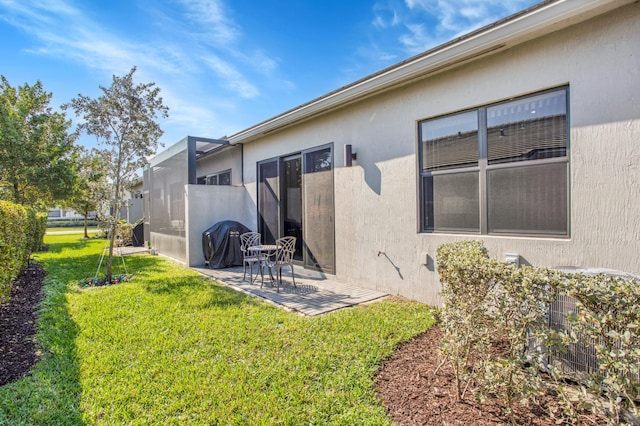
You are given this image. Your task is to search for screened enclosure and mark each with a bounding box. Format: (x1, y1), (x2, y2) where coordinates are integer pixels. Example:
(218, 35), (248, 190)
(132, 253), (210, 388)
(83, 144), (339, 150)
(146, 138), (188, 262)
(145, 136), (232, 263)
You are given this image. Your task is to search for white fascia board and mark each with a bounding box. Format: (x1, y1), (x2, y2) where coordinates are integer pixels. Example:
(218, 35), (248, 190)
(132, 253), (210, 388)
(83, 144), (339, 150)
(229, 0), (634, 144)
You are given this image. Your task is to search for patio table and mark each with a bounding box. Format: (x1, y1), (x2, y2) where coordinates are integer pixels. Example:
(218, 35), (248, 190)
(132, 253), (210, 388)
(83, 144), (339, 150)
(248, 244), (279, 253)
(248, 244), (279, 285)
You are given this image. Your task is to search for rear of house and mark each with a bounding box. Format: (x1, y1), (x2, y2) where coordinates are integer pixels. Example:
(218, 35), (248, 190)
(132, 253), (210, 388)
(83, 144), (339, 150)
(145, 0), (640, 306)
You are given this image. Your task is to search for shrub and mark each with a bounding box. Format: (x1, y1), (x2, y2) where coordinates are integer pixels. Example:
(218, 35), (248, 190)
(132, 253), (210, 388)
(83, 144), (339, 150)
(115, 220), (134, 246)
(436, 240), (496, 400)
(0, 202), (47, 303)
(561, 273), (640, 424)
(436, 240), (639, 425)
(437, 241), (560, 421)
(476, 265), (562, 422)
(0, 200), (28, 303)
(25, 208), (47, 254)
(47, 218), (99, 228)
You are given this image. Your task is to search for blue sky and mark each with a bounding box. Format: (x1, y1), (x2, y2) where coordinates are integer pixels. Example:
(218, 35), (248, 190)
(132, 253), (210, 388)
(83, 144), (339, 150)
(0, 0), (538, 152)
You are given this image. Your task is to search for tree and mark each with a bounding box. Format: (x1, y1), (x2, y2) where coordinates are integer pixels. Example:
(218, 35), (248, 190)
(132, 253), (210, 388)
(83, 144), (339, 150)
(65, 67), (168, 281)
(0, 76), (78, 208)
(63, 147), (109, 238)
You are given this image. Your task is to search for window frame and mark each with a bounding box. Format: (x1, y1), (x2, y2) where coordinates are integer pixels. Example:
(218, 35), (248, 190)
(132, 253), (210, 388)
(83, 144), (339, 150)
(197, 169), (232, 186)
(418, 86), (570, 238)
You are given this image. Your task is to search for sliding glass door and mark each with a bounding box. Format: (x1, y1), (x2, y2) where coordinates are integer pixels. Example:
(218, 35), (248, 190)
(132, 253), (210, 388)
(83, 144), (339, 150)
(303, 146), (334, 272)
(257, 144), (335, 274)
(282, 155), (303, 261)
(257, 159), (279, 245)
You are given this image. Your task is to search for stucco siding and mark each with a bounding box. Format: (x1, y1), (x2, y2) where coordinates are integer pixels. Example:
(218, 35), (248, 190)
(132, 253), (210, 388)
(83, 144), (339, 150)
(185, 184), (254, 266)
(196, 145), (243, 186)
(237, 3), (639, 306)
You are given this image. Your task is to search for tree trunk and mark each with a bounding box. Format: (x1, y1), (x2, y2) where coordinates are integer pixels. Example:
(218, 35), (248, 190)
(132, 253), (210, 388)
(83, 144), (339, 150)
(106, 220), (116, 282)
(106, 179), (123, 283)
(83, 211), (89, 239)
(106, 135), (125, 283)
(13, 180), (21, 205)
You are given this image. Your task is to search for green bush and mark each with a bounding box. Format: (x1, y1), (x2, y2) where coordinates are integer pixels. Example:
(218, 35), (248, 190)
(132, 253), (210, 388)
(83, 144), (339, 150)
(0, 200), (28, 303)
(0, 202), (47, 303)
(47, 218), (99, 228)
(437, 240), (559, 420)
(25, 208), (47, 254)
(436, 240), (640, 425)
(561, 273), (640, 423)
(436, 240), (496, 400)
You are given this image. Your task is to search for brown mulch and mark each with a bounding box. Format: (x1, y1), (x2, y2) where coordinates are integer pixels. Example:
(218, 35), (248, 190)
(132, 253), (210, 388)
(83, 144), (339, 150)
(0, 264), (602, 424)
(0, 263), (45, 386)
(375, 326), (566, 425)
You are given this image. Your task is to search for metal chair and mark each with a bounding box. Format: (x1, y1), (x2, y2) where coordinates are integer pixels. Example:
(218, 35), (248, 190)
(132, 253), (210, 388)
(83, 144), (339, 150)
(240, 232), (263, 283)
(263, 236), (296, 292)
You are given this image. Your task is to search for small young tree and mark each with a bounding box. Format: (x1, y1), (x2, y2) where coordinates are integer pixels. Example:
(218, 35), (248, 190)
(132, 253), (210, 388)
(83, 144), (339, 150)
(63, 147), (109, 238)
(0, 76), (78, 208)
(65, 67), (168, 281)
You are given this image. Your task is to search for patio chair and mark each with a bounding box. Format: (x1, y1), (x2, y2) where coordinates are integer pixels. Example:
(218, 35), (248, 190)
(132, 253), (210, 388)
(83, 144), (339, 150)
(240, 232), (264, 283)
(263, 236), (296, 292)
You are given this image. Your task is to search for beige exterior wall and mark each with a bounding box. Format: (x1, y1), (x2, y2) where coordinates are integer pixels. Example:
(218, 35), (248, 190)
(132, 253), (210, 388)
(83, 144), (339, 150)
(125, 197), (144, 223)
(185, 184), (254, 266)
(239, 4), (640, 305)
(196, 145), (243, 186)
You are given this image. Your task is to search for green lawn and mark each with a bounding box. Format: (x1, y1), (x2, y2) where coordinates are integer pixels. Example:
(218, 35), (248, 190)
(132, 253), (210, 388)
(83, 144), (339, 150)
(46, 226), (99, 233)
(0, 234), (435, 425)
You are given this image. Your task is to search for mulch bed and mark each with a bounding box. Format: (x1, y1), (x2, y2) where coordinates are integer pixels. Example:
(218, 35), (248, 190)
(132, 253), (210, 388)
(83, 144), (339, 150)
(0, 264), (601, 424)
(0, 263), (45, 386)
(375, 325), (566, 425)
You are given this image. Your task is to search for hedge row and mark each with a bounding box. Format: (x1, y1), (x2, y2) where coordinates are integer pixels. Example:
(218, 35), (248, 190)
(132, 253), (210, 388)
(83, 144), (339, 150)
(47, 218), (99, 228)
(0, 200), (47, 303)
(436, 240), (639, 425)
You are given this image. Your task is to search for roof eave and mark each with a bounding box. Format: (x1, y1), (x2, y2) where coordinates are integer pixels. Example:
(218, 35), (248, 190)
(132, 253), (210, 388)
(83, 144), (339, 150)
(228, 0), (633, 144)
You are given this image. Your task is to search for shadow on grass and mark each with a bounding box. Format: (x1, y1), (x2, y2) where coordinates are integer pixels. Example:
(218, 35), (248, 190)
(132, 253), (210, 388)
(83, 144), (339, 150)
(0, 253), (93, 424)
(45, 241), (87, 254)
(1, 237), (266, 424)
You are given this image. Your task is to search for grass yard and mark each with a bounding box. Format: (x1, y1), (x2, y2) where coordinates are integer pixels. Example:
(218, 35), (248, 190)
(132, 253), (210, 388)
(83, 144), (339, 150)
(46, 226), (99, 234)
(0, 234), (434, 425)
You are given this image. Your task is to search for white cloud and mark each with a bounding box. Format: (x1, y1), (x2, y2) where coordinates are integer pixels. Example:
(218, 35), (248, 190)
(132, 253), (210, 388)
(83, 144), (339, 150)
(0, 0), (271, 141)
(176, 0), (240, 45)
(202, 55), (259, 99)
(163, 1), (277, 93)
(371, 4), (399, 29)
(397, 0), (536, 54)
(398, 23), (438, 53)
(0, 1), (149, 75)
(241, 49), (279, 76)
(345, 0), (536, 87)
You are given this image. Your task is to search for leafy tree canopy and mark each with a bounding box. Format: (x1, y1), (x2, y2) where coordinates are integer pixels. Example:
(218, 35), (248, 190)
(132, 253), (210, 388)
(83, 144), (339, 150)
(65, 66), (169, 280)
(65, 67), (168, 199)
(0, 76), (79, 209)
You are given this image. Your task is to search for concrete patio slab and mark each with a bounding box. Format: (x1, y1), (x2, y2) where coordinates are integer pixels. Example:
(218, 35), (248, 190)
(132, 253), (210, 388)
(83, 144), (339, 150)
(193, 265), (388, 316)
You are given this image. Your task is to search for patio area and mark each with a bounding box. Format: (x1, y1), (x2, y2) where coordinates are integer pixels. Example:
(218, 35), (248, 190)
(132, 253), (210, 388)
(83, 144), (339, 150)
(193, 265), (388, 316)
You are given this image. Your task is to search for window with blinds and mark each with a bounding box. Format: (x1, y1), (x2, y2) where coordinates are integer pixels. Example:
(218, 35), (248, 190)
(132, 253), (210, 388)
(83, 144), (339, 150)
(419, 87), (569, 236)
